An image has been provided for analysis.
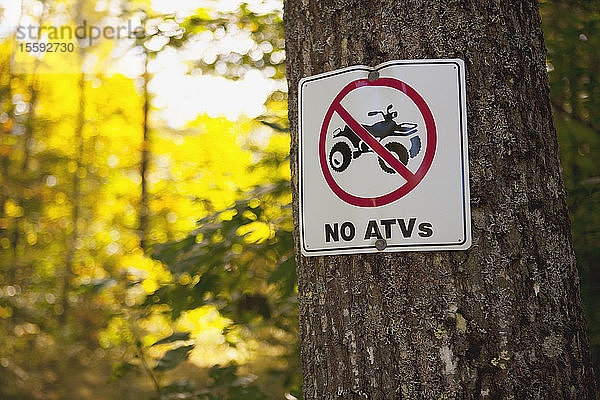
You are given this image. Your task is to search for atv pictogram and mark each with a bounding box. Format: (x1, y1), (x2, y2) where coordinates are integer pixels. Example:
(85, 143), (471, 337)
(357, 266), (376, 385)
(328, 104), (421, 174)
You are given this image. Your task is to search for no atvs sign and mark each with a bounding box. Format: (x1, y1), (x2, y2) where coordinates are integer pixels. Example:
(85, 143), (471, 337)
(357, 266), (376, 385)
(298, 59), (471, 256)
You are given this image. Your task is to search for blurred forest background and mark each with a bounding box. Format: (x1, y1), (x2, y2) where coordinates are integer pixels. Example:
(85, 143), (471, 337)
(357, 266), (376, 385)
(0, 0), (598, 398)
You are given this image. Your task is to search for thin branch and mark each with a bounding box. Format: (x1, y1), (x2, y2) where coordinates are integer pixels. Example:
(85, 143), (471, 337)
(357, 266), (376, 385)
(138, 346), (162, 396)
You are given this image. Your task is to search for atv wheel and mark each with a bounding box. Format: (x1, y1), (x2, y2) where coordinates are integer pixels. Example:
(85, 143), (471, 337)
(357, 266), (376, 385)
(329, 141), (352, 172)
(378, 142), (409, 174)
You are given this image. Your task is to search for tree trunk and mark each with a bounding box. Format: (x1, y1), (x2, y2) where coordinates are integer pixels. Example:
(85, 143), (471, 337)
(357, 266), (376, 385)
(0, 44), (16, 242)
(139, 52), (151, 251)
(10, 0), (46, 257)
(61, 16), (87, 322)
(284, 1), (597, 399)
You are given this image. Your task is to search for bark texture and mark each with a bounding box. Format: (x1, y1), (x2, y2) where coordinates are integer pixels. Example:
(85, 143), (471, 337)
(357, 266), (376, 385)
(284, 1), (597, 399)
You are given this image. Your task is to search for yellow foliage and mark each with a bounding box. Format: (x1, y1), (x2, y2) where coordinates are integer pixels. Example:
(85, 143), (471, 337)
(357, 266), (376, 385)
(175, 306), (252, 367)
(237, 221), (272, 243)
(118, 252), (172, 293)
(26, 231), (37, 245)
(4, 200), (23, 218)
(0, 306), (13, 319)
(98, 316), (135, 348)
(0, 1), (292, 387)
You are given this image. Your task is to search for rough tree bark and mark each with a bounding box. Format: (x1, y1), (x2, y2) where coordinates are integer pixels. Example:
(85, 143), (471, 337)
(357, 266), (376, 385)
(284, 1), (597, 399)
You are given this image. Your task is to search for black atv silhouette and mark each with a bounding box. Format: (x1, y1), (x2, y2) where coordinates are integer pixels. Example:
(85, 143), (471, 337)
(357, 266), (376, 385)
(329, 104), (421, 174)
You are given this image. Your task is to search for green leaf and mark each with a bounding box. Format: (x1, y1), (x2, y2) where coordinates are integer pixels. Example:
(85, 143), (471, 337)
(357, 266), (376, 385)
(154, 345), (195, 372)
(193, 272), (221, 298)
(268, 257), (297, 296)
(259, 120), (289, 132)
(78, 278), (118, 293)
(208, 363), (240, 386)
(159, 379), (195, 395)
(151, 332), (191, 346)
(108, 362), (138, 382)
(152, 236), (197, 265)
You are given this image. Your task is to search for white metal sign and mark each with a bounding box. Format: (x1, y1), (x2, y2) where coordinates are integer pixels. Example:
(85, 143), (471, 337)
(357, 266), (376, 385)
(298, 59), (471, 256)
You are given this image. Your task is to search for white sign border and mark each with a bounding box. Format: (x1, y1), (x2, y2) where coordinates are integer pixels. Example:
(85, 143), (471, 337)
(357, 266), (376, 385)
(298, 59), (471, 256)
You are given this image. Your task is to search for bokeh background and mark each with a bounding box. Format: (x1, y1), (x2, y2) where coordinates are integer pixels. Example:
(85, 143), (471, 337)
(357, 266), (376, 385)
(0, 0), (598, 398)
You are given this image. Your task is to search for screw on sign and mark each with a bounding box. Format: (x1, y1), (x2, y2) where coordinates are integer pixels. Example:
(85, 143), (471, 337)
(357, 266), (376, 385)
(319, 77), (437, 207)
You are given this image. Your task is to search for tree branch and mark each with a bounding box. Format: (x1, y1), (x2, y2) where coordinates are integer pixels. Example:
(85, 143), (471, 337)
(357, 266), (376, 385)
(138, 346), (162, 396)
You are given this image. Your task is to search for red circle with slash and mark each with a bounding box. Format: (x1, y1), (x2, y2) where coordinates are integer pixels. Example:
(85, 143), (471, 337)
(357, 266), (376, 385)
(319, 77), (437, 207)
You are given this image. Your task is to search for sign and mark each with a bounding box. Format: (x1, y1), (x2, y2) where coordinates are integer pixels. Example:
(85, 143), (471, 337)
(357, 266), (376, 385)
(298, 59), (471, 256)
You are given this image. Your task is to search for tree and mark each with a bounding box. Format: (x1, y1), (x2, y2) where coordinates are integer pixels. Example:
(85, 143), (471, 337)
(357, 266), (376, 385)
(284, 0), (597, 398)
(541, 1), (600, 380)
